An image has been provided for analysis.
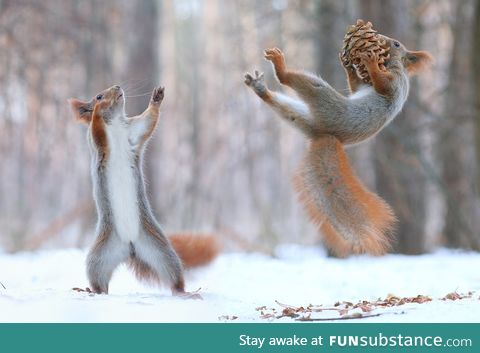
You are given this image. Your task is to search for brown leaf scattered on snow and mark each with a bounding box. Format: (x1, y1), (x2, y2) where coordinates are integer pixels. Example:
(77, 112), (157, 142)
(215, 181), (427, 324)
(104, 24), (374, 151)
(359, 305), (373, 313)
(258, 291), (476, 321)
(296, 312), (382, 322)
(441, 291), (474, 301)
(375, 294), (432, 306)
(281, 307), (300, 318)
(218, 315), (238, 321)
(259, 293), (440, 321)
(260, 313), (276, 319)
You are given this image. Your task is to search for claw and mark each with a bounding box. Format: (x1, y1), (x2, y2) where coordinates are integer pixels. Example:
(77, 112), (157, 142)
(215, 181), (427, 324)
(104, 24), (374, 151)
(244, 70), (265, 87)
(244, 73), (253, 85)
(173, 288), (203, 300)
(72, 287), (94, 294)
(151, 86), (165, 103)
(264, 47), (284, 62)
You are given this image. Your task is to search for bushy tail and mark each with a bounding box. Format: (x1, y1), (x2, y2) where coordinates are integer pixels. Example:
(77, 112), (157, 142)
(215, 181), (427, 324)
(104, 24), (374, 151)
(128, 233), (219, 286)
(168, 233), (220, 268)
(293, 135), (396, 257)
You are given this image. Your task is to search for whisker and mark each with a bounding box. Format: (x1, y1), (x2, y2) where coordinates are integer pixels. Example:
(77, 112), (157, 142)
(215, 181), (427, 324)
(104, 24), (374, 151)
(123, 78), (154, 94)
(125, 91), (153, 98)
(117, 78), (143, 91)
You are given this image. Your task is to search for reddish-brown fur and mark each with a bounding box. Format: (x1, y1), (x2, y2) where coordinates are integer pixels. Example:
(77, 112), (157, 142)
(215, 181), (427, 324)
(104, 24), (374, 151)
(91, 100), (110, 165)
(264, 49), (289, 84)
(168, 233), (220, 268)
(360, 53), (395, 96)
(68, 98), (93, 124)
(404, 50), (434, 76)
(128, 255), (160, 284)
(255, 44), (431, 257)
(293, 136), (396, 256)
(128, 232), (219, 285)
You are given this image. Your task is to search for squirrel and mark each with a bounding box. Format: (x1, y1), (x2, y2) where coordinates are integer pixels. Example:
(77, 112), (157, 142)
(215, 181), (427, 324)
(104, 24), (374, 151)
(69, 85), (218, 295)
(244, 35), (432, 256)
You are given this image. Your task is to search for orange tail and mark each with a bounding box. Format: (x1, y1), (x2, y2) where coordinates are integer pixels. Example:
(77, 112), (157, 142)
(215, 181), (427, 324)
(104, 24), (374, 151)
(168, 233), (220, 268)
(293, 135), (396, 256)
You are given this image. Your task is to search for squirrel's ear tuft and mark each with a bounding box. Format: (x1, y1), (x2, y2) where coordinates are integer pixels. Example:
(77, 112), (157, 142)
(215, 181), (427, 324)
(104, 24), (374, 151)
(68, 98), (93, 124)
(404, 50), (433, 76)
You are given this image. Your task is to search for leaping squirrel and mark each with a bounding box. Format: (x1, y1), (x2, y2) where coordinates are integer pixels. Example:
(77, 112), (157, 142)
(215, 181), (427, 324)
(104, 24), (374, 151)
(69, 86), (218, 295)
(245, 34), (432, 256)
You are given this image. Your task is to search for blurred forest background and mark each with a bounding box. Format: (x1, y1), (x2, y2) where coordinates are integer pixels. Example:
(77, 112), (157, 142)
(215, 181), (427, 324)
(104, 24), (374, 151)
(0, 0), (479, 255)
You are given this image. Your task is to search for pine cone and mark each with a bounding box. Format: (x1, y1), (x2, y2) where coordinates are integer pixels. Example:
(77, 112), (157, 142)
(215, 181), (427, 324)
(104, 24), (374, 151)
(340, 19), (390, 84)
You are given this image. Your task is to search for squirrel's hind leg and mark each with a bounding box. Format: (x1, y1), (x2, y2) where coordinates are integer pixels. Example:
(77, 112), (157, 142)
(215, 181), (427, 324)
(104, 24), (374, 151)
(86, 227), (129, 294)
(134, 224), (186, 295)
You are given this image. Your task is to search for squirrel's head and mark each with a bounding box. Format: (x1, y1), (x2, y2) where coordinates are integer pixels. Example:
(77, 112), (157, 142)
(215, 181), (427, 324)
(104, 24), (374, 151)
(378, 35), (433, 76)
(69, 85), (125, 124)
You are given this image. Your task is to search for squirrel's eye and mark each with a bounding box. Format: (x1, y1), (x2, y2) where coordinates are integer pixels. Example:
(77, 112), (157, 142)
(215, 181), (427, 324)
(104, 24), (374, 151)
(96, 94), (103, 100)
(393, 41), (400, 48)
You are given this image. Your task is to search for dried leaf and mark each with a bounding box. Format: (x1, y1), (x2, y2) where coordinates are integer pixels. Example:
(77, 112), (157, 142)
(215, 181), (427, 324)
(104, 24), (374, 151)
(441, 291), (473, 301)
(260, 292), (446, 322)
(281, 307), (300, 318)
(260, 313), (276, 319)
(218, 315), (238, 321)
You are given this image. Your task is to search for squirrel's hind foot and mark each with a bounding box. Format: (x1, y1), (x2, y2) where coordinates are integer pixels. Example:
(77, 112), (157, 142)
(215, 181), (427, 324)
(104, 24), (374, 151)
(72, 287), (100, 295)
(173, 287), (203, 300)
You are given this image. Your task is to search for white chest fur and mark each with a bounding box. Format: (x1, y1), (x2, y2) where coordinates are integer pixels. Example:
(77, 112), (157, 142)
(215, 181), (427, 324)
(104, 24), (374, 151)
(106, 119), (140, 242)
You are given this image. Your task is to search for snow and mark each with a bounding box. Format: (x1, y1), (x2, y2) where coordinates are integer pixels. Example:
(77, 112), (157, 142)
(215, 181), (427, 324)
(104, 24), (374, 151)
(0, 245), (479, 322)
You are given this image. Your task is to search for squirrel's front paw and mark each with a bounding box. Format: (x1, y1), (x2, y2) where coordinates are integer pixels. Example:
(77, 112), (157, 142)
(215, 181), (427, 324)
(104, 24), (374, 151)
(244, 70), (267, 97)
(264, 47), (285, 64)
(339, 52), (355, 72)
(150, 86), (165, 105)
(359, 51), (378, 67)
(244, 70), (264, 86)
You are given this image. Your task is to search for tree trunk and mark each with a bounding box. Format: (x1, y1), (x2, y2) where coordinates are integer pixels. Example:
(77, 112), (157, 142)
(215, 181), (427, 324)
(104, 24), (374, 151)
(360, 0), (428, 254)
(124, 0), (161, 212)
(474, 0), (480, 191)
(441, 0), (480, 250)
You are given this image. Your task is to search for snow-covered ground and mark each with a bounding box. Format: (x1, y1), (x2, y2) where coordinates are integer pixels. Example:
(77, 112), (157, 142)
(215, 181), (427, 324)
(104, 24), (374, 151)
(0, 245), (479, 322)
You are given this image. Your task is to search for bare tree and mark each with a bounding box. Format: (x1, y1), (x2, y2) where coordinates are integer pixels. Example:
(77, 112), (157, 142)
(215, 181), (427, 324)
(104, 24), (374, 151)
(440, 0), (480, 250)
(359, 0), (429, 254)
(0, 0), (478, 254)
(474, 0), (480, 190)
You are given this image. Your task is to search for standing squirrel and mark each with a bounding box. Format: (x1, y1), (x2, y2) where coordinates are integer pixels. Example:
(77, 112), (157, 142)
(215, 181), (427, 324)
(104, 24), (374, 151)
(244, 35), (432, 256)
(69, 85), (218, 295)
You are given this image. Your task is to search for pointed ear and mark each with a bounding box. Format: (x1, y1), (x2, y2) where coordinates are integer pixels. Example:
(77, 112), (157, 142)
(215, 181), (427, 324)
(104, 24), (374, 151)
(68, 98), (93, 124)
(404, 50), (434, 76)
